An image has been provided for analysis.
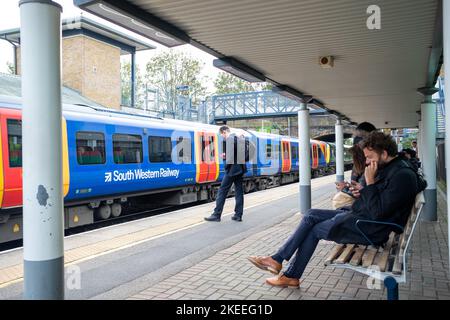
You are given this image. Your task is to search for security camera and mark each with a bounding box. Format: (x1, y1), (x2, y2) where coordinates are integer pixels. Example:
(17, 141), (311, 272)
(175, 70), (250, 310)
(319, 56), (334, 68)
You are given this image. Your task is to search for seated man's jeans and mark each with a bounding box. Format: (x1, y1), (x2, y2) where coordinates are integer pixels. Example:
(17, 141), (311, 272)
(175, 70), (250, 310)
(275, 208), (349, 279)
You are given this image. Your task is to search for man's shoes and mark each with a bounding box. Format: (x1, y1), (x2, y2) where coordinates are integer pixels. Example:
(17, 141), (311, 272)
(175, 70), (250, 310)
(247, 256), (282, 274)
(204, 215), (221, 222)
(265, 273), (300, 288)
(231, 215), (242, 222)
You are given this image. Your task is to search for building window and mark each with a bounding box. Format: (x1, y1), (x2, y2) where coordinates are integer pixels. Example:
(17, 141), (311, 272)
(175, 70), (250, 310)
(113, 134), (142, 164)
(149, 136), (172, 163)
(76, 132), (106, 165)
(7, 119), (22, 168)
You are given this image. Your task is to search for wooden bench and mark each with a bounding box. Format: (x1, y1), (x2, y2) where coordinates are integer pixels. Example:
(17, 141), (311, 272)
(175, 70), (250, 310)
(324, 192), (425, 300)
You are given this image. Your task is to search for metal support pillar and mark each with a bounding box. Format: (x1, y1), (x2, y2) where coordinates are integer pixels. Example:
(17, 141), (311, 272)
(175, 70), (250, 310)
(20, 0), (64, 299)
(298, 97), (312, 214)
(335, 118), (344, 182)
(418, 87), (438, 221)
(444, 0), (450, 270)
(131, 51), (136, 108)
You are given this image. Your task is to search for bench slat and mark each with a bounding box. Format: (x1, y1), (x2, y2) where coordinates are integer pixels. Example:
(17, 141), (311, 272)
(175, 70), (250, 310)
(377, 232), (396, 272)
(324, 244), (345, 266)
(362, 246), (378, 268)
(335, 244), (355, 264)
(392, 250), (403, 275)
(349, 245), (367, 266)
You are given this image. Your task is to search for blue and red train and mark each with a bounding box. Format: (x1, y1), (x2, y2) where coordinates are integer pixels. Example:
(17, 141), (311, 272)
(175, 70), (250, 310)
(0, 95), (344, 243)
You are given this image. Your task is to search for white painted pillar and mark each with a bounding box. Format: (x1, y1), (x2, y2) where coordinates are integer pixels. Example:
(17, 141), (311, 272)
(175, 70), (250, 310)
(443, 0), (450, 271)
(418, 120), (423, 161)
(335, 118), (344, 182)
(20, 0), (64, 299)
(298, 101), (311, 214)
(418, 88), (438, 221)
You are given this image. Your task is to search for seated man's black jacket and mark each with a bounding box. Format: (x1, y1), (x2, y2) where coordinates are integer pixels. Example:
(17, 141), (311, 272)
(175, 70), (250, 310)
(327, 156), (419, 245)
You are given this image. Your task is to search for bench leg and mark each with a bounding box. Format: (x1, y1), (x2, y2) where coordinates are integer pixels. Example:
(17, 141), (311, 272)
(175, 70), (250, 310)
(384, 276), (399, 300)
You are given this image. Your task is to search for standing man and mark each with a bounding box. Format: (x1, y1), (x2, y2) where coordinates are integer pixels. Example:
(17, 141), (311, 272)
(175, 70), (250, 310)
(411, 140), (418, 154)
(204, 126), (247, 222)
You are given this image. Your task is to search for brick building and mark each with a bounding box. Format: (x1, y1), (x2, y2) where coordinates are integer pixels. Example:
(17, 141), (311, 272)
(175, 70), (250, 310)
(1, 16), (155, 109)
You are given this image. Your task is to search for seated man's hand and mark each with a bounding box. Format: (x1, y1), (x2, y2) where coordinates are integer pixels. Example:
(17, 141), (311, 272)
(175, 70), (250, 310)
(364, 161), (378, 185)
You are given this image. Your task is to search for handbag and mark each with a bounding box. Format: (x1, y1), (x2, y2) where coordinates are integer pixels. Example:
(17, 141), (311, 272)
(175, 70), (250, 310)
(331, 191), (355, 209)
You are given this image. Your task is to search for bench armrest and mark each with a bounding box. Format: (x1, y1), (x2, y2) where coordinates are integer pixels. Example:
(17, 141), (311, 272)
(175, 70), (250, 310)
(355, 219), (404, 247)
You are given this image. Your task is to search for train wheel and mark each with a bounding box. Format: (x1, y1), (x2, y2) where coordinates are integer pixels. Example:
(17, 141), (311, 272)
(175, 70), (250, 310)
(111, 203), (122, 217)
(95, 205), (111, 220)
(257, 180), (266, 191)
(244, 181), (252, 193)
(209, 188), (217, 202)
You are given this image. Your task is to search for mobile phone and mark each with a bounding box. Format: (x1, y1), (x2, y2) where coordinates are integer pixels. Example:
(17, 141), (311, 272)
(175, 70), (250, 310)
(341, 187), (355, 197)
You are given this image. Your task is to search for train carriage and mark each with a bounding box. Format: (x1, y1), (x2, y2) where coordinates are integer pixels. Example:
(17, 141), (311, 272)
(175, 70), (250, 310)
(0, 95), (341, 243)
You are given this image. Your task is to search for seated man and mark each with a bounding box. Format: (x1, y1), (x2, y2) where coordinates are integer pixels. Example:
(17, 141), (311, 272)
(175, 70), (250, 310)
(248, 132), (419, 288)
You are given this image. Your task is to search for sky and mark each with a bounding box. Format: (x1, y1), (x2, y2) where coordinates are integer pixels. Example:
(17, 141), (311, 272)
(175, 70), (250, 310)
(0, 0), (221, 92)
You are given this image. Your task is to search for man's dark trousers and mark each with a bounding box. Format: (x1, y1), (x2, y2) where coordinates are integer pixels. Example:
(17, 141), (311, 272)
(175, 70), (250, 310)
(212, 173), (244, 218)
(275, 209), (348, 278)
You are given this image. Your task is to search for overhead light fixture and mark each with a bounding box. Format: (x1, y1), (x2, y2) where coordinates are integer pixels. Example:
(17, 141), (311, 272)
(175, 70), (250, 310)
(213, 57), (265, 82)
(272, 85), (308, 102)
(74, 0), (188, 47)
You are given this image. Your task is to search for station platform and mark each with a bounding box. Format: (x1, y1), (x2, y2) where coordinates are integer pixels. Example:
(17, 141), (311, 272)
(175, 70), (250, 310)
(0, 173), (449, 300)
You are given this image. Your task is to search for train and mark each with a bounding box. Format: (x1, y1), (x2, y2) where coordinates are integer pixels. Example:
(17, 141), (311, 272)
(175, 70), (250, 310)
(0, 95), (350, 243)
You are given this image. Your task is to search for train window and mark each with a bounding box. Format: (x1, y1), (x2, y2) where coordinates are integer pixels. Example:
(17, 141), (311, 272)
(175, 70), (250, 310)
(291, 144), (298, 159)
(283, 142), (289, 159)
(266, 142), (272, 158)
(76, 132), (106, 165)
(7, 119), (22, 167)
(200, 135), (215, 163)
(176, 136), (192, 163)
(149, 136), (171, 163)
(209, 136), (215, 160)
(201, 135), (206, 162)
(113, 134), (143, 164)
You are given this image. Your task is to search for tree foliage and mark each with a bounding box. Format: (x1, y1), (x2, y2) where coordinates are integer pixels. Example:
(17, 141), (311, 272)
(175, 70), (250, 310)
(145, 51), (207, 112)
(213, 71), (273, 95)
(120, 60), (144, 108)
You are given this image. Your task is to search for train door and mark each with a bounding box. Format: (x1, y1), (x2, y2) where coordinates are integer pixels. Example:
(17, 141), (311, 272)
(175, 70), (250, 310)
(0, 109), (22, 208)
(281, 140), (291, 173)
(195, 131), (219, 183)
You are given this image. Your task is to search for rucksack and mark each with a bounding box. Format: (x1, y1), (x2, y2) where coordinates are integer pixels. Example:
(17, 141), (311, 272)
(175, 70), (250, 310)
(385, 159), (427, 192)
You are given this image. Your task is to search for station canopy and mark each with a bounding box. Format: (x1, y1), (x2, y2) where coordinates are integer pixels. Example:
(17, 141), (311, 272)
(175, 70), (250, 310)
(75, 0), (442, 128)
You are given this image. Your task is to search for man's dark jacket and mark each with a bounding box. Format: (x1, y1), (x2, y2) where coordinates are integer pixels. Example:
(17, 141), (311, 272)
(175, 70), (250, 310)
(224, 133), (248, 177)
(328, 156), (419, 245)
